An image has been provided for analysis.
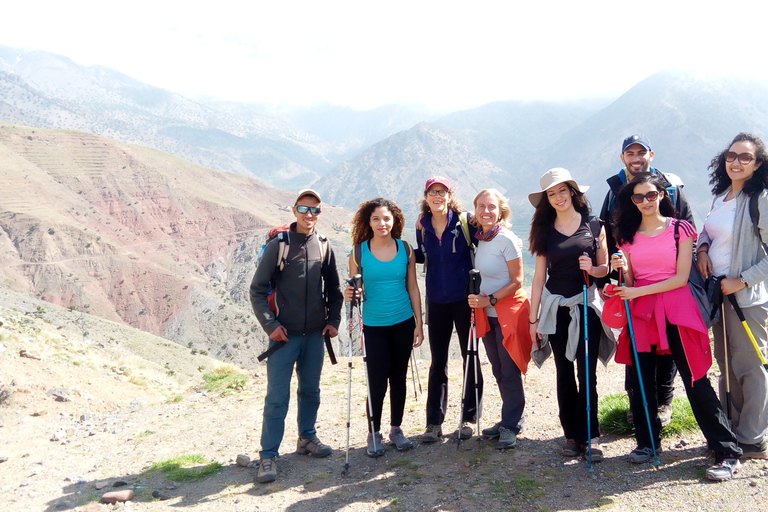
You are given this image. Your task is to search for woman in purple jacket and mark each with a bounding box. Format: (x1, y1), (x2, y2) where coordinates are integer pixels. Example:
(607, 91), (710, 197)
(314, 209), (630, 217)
(415, 176), (483, 442)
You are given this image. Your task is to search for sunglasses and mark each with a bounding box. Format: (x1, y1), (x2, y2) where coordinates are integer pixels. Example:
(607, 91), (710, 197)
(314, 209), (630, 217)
(427, 189), (449, 197)
(725, 152), (756, 165)
(295, 205), (321, 215)
(630, 191), (660, 204)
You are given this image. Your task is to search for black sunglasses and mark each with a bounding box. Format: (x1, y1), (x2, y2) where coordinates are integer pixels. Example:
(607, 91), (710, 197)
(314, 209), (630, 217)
(295, 205), (321, 215)
(630, 191), (660, 204)
(725, 152), (756, 165)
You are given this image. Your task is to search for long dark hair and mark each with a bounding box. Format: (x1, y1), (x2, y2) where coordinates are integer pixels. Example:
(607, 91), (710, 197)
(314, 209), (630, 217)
(709, 132), (768, 197)
(529, 184), (591, 255)
(350, 198), (405, 245)
(614, 173), (676, 246)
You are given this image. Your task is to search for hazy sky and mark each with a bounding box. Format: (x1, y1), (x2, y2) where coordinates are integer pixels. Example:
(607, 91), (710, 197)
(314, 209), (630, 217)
(3, 1), (767, 111)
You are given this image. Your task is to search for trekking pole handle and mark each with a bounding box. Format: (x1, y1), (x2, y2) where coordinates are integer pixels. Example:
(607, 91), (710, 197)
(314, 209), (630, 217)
(346, 274), (363, 308)
(468, 269), (481, 296)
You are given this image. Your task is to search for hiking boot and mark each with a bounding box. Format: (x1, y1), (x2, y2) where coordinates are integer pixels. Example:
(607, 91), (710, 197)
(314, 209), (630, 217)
(422, 424), (442, 443)
(562, 438), (581, 457)
(366, 432), (386, 457)
(389, 427), (414, 452)
(296, 436), (332, 457)
(255, 458), (276, 483)
(581, 441), (603, 462)
(706, 455), (740, 482)
(497, 426), (517, 449)
(629, 447), (654, 464)
(658, 404), (673, 427)
(739, 439), (768, 459)
(458, 422), (474, 440)
(482, 422), (502, 439)
(626, 407), (634, 425)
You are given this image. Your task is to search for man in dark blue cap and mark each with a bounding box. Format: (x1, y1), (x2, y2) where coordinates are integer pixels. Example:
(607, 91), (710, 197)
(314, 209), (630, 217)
(599, 134), (694, 427)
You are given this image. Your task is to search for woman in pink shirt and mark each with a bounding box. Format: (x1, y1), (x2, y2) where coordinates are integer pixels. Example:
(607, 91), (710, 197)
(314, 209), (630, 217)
(611, 172), (741, 481)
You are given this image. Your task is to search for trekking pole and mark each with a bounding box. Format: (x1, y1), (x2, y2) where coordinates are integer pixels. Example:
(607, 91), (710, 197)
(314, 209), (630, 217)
(582, 259), (593, 473)
(457, 270), (481, 447)
(468, 269), (483, 444)
(342, 275), (362, 475)
(353, 274), (382, 457)
(721, 302), (732, 420)
(727, 295), (768, 372)
(616, 254), (660, 467)
(409, 352), (419, 399)
(411, 352), (423, 396)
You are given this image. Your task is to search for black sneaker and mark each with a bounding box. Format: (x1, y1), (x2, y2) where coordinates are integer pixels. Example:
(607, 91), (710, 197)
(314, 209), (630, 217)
(422, 424), (442, 443)
(497, 426), (517, 449)
(482, 422), (502, 439)
(739, 439), (768, 459)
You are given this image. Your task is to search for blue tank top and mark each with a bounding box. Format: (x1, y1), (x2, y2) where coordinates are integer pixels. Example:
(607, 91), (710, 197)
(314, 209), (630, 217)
(361, 239), (414, 327)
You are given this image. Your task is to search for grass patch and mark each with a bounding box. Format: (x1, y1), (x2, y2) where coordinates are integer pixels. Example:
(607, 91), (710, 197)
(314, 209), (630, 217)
(387, 458), (419, 471)
(146, 454), (222, 482)
(166, 394), (184, 403)
(137, 430), (155, 437)
(514, 473), (546, 499)
(599, 394), (700, 437)
(203, 365), (247, 394)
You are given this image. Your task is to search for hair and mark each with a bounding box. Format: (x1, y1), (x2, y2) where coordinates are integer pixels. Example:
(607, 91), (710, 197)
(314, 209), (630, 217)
(469, 189), (511, 230)
(613, 172), (676, 246)
(708, 132), (768, 197)
(350, 197), (405, 245)
(528, 183), (591, 255)
(419, 186), (466, 216)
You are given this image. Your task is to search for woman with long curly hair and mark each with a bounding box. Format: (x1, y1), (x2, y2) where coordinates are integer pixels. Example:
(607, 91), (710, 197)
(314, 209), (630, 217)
(612, 172), (741, 481)
(344, 197), (424, 457)
(414, 176), (482, 443)
(697, 132), (768, 460)
(528, 168), (613, 461)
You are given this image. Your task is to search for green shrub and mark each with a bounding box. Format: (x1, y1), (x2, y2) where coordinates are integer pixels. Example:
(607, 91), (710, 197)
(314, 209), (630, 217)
(203, 365), (247, 393)
(598, 393), (699, 437)
(146, 454), (221, 482)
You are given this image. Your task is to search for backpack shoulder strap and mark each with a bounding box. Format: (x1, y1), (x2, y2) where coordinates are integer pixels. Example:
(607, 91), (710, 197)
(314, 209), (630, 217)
(750, 193), (761, 240)
(458, 211), (472, 248)
(673, 217), (681, 256)
(276, 230), (290, 271)
(586, 215), (602, 259)
(353, 243), (362, 272)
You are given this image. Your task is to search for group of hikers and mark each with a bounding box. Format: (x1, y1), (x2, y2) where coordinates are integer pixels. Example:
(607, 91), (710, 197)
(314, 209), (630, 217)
(249, 132), (768, 485)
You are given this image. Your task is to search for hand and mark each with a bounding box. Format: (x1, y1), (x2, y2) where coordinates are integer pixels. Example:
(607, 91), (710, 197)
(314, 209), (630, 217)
(468, 294), (489, 309)
(414, 213), (424, 230)
(613, 286), (641, 301)
(721, 276), (747, 296)
(529, 322), (541, 350)
(269, 325), (289, 342)
(344, 285), (361, 302)
(610, 253), (626, 273)
(598, 287), (610, 302)
(413, 325), (424, 347)
(578, 253), (593, 275)
(697, 252), (713, 277)
(322, 325), (338, 338)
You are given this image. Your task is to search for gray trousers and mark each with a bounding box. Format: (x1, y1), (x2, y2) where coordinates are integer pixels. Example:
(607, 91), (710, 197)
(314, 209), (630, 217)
(712, 300), (768, 445)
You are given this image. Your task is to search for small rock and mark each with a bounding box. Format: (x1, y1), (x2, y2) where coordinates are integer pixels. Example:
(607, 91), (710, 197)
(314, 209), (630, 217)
(152, 490), (170, 500)
(94, 482), (109, 490)
(236, 454), (251, 467)
(80, 413), (96, 423)
(0, 456), (8, 463)
(102, 489), (134, 503)
(130, 397), (149, 407)
(750, 480), (758, 487)
(112, 480), (128, 487)
(112, 429), (121, 435)
(31, 410), (48, 417)
(20, 349), (41, 360)
(51, 430), (67, 441)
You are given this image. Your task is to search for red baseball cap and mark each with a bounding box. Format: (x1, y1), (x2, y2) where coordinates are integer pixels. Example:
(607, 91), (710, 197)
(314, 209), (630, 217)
(424, 176), (452, 192)
(601, 285), (627, 329)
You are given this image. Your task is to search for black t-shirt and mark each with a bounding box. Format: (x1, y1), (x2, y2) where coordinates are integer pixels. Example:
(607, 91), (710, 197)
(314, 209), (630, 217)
(545, 215), (596, 298)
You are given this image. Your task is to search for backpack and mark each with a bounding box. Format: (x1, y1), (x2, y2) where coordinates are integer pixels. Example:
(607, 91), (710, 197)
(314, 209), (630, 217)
(674, 219), (721, 328)
(748, 194), (768, 252)
(606, 170), (682, 214)
(257, 224), (329, 312)
(416, 211), (476, 271)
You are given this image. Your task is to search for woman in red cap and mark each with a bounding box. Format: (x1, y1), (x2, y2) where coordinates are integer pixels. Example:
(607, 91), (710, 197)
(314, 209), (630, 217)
(611, 172), (741, 481)
(414, 176), (482, 442)
(528, 168), (613, 462)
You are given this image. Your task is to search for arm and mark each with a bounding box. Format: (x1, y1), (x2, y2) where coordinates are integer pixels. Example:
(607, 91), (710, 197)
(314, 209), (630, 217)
(578, 226), (610, 278)
(413, 227), (425, 264)
(249, 240), (288, 342)
(406, 243), (424, 347)
(529, 254), (547, 344)
(614, 238), (692, 300)
(471, 257), (524, 308)
(343, 251), (361, 303)
(322, 249), (343, 338)
(726, 191), (768, 294)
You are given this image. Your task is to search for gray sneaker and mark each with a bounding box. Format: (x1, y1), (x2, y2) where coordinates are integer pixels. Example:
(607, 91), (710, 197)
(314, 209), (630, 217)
(255, 458), (276, 483)
(422, 424), (442, 443)
(706, 456), (740, 482)
(658, 404), (673, 427)
(296, 436), (332, 457)
(482, 422), (502, 439)
(366, 432), (385, 457)
(458, 422), (474, 440)
(497, 426), (517, 449)
(739, 439), (768, 459)
(389, 427), (414, 452)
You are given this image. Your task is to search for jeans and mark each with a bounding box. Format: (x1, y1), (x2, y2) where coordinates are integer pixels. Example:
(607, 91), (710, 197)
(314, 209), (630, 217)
(260, 330), (324, 460)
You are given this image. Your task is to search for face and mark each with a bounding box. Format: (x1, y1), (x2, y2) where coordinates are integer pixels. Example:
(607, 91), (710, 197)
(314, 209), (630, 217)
(620, 144), (655, 179)
(631, 182), (664, 216)
(546, 183), (573, 212)
(293, 196), (321, 235)
(426, 184), (450, 213)
(475, 193), (501, 230)
(369, 206), (394, 238)
(726, 140), (762, 186)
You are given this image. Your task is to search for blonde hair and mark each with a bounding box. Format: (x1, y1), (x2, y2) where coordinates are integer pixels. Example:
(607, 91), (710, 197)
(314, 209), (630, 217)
(471, 189), (511, 229)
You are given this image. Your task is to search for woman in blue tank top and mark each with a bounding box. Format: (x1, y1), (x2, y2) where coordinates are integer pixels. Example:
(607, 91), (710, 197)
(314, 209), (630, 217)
(344, 198), (424, 457)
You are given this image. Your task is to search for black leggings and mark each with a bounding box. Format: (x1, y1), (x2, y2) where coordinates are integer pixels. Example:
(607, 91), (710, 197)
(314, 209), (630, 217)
(363, 317), (416, 432)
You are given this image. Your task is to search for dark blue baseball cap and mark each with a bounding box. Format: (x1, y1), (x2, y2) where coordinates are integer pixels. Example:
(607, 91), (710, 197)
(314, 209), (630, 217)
(622, 134), (652, 153)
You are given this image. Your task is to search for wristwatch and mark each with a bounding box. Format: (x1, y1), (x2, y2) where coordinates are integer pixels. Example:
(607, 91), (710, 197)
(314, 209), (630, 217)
(740, 274), (749, 287)
(489, 294), (498, 306)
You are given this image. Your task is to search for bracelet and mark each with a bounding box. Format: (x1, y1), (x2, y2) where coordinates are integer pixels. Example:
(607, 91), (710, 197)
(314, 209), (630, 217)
(529, 319), (539, 324)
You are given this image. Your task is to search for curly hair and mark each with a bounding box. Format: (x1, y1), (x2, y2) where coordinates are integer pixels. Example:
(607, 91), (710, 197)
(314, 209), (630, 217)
(613, 172), (676, 246)
(470, 189), (511, 230)
(528, 184), (591, 255)
(709, 132), (768, 197)
(419, 186), (466, 216)
(350, 197), (405, 245)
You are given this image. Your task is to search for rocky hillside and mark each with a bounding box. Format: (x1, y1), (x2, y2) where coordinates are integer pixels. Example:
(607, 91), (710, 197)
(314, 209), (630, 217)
(0, 123), (353, 368)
